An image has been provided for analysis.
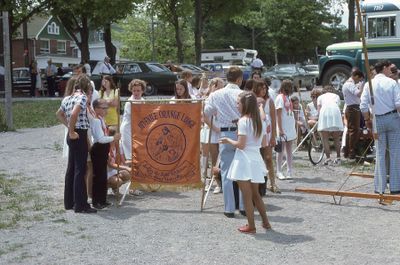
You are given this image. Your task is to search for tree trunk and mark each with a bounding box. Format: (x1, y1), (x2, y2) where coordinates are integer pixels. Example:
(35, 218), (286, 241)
(23, 20), (29, 66)
(348, 0), (355, 41)
(79, 16), (90, 62)
(103, 22), (116, 65)
(252, 27), (255, 50)
(194, 0), (202, 66)
(172, 12), (183, 63)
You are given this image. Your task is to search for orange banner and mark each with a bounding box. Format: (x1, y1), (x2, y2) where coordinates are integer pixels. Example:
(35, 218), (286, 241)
(131, 102), (202, 186)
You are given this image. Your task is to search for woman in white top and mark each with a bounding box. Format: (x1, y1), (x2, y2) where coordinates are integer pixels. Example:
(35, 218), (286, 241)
(275, 80), (297, 179)
(120, 79), (146, 161)
(220, 91), (271, 234)
(252, 80), (280, 193)
(306, 88), (321, 128)
(317, 85), (344, 165)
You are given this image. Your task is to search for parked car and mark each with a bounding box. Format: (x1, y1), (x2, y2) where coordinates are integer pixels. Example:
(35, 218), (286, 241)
(92, 61), (177, 96)
(302, 64), (319, 83)
(262, 64), (316, 91)
(12, 67), (31, 93)
(180, 64), (209, 78)
(201, 63), (225, 79)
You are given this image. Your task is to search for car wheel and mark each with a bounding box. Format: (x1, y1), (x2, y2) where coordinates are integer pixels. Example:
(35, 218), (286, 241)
(144, 84), (157, 96)
(321, 64), (351, 93)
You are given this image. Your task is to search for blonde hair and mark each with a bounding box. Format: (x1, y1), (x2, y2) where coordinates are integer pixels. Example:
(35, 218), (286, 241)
(128, 79), (146, 92)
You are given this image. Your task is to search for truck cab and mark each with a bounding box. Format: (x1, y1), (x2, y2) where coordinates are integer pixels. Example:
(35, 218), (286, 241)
(319, 0), (400, 91)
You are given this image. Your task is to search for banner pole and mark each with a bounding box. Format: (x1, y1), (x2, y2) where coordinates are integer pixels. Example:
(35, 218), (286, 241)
(200, 116), (214, 211)
(355, 0), (383, 198)
(115, 88), (122, 207)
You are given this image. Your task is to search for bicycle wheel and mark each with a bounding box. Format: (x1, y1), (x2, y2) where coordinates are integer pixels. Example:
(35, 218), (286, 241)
(308, 132), (324, 165)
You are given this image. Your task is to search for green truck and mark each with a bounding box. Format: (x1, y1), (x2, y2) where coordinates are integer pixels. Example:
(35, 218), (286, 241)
(318, 0), (400, 91)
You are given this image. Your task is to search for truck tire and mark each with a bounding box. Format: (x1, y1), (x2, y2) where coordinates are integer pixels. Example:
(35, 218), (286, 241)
(144, 84), (157, 96)
(321, 64), (351, 93)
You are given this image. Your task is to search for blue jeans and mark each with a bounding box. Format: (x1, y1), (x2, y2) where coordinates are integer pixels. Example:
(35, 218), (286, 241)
(219, 131), (243, 213)
(374, 112), (400, 193)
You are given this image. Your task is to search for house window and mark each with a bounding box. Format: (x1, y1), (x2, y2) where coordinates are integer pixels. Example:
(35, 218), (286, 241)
(40, 39), (50, 54)
(48, 22), (60, 35)
(57, 41), (66, 54)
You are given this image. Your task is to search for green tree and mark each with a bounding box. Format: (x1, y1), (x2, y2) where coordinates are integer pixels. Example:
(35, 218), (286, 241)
(50, 0), (138, 62)
(0, 0), (51, 34)
(232, 0), (341, 64)
(151, 0), (192, 63)
(193, 0), (252, 65)
(114, 13), (194, 63)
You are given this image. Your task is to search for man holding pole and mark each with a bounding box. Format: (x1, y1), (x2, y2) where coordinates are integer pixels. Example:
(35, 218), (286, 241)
(204, 66), (244, 218)
(360, 60), (400, 194)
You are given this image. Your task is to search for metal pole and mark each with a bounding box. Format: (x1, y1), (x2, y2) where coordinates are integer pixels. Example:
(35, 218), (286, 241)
(3, 11), (13, 129)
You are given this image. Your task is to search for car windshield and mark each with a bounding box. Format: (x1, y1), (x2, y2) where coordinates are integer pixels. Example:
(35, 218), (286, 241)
(13, 69), (29, 78)
(277, 65), (296, 73)
(146, 63), (169, 72)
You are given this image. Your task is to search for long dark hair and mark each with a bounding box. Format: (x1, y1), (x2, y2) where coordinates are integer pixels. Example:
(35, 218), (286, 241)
(100, 75), (117, 97)
(239, 91), (262, 138)
(252, 79), (269, 100)
(174, 79), (191, 99)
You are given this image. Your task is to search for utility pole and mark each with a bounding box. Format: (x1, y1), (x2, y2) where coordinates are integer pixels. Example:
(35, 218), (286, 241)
(2, 11), (13, 129)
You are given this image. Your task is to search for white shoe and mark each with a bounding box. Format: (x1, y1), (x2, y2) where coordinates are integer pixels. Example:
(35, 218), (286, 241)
(277, 172), (286, 180)
(213, 186), (222, 194)
(285, 174), (293, 180)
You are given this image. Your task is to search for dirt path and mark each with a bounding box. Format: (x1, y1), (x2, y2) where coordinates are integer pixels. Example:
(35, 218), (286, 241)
(0, 125), (398, 264)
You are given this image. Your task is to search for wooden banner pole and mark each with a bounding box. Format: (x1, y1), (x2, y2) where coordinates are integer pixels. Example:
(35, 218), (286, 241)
(200, 116), (214, 211)
(115, 88), (122, 207)
(295, 187), (400, 201)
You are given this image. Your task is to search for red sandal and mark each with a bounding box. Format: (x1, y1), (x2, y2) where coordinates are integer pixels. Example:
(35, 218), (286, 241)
(238, 224), (256, 234)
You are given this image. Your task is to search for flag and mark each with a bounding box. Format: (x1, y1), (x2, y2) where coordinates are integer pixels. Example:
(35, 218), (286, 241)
(131, 101), (202, 188)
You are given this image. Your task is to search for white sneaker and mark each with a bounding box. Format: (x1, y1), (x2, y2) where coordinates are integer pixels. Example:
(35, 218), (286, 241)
(213, 186), (222, 194)
(277, 172), (286, 180)
(285, 174), (293, 180)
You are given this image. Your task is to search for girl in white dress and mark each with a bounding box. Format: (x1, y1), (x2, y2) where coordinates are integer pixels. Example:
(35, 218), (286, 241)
(220, 91), (271, 234)
(252, 80), (280, 193)
(275, 80), (297, 179)
(317, 85), (344, 165)
(120, 79), (146, 161)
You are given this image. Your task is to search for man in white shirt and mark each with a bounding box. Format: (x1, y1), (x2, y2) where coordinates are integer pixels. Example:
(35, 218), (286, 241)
(46, 59), (57, 97)
(99, 56), (116, 75)
(342, 69), (364, 159)
(204, 66), (244, 218)
(360, 60), (400, 195)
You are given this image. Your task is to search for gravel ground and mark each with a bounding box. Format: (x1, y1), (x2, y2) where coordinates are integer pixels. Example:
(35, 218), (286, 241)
(0, 125), (399, 265)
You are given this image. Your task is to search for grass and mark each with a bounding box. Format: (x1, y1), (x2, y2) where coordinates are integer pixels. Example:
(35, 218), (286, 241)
(0, 100), (61, 130)
(0, 172), (60, 230)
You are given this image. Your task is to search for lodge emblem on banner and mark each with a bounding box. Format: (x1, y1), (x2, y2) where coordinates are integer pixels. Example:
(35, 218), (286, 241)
(131, 101), (202, 187)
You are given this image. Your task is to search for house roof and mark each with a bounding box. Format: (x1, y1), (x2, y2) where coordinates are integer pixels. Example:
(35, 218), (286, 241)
(15, 15), (50, 39)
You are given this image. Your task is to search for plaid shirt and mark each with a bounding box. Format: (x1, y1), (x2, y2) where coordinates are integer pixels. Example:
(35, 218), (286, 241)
(61, 91), (90, 129)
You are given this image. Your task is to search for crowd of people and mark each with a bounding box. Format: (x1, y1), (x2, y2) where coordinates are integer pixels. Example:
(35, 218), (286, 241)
(55, 59), (400, 234)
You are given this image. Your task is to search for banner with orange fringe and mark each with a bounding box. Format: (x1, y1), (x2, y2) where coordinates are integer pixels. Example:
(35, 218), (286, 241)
(131, 101), (202, 190)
